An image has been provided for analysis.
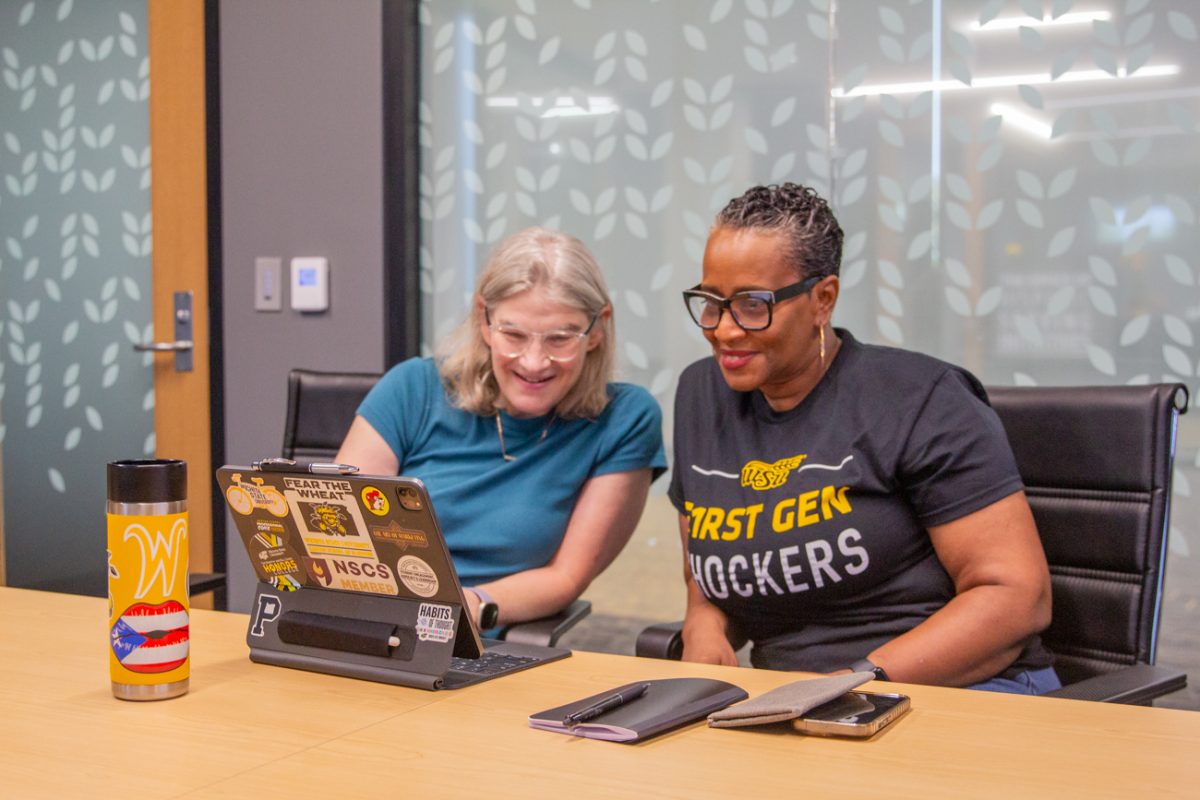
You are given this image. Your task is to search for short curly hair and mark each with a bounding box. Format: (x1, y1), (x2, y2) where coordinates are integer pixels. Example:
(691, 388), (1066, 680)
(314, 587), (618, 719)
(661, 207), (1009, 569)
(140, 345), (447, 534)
(714, 183), (844, 280)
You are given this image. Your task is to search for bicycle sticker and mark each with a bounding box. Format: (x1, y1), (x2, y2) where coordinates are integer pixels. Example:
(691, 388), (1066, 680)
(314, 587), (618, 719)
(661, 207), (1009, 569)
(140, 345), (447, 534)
(225, 473), (288, 517)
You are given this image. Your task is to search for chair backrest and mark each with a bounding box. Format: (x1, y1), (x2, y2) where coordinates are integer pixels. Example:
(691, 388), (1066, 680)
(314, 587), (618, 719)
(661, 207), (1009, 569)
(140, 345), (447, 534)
(282, 368), (382, 461)
(985, 383), (1189, 685)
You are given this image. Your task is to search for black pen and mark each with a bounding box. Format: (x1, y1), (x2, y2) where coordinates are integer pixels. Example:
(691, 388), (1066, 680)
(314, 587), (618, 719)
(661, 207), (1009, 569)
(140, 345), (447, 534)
(563, 682), (651, 727)
(253, 458), (360, 475)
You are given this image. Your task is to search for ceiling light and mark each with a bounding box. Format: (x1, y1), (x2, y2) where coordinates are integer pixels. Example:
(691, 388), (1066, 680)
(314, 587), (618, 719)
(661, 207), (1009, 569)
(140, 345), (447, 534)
(540, 97), (618, 119)
(990, 103), (1052, 139)
(832, 64), (1179, 98)
(969, 10), (1111, 31)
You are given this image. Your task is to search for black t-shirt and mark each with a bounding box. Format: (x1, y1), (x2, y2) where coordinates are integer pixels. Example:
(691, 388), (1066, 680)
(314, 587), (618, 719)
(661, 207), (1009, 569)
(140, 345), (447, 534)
(668, 329), (1052, 675)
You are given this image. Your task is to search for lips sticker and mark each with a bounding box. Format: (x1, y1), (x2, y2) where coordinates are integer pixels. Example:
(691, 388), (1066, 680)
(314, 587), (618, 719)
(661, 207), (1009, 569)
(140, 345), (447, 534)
(110, 600), (190, 673)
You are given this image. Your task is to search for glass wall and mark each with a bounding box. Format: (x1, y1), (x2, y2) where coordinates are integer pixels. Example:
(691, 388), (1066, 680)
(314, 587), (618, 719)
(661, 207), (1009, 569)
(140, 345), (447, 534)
(417, 0), (1199, 704)
(0, 0), (154, 593)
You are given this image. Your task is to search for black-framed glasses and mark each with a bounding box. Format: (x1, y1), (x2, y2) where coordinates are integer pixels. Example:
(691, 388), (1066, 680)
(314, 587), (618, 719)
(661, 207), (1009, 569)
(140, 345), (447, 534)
(682, 275), (821, 331)
(485, 309), (599, 362)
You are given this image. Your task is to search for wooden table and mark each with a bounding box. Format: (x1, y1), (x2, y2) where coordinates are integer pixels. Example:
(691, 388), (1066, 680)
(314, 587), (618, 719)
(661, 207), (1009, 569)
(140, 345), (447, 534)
(2, 587), (1197, 798)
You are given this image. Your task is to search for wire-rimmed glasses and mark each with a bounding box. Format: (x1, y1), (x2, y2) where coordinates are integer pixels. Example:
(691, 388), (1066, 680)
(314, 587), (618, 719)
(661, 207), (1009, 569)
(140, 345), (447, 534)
(485, 311), (598, 362)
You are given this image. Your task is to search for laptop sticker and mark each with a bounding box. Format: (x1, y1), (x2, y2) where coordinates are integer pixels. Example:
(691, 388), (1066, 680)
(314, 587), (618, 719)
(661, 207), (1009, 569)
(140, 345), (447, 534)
(249, 593), (281, 637)
(253, 517), (287, 541)
(253, 519), (301, 572)
(415, 602), (455, 642)
(368, 520), (430, 551)
(361, 485), (390, 516)
(261, 555), (300, 579)
(397, 555), (439, 597)
(226, 473), (288, 517)
(303, 555), (400, 596)
(283, 477), (379, 561)
(269, 574), (301, 591)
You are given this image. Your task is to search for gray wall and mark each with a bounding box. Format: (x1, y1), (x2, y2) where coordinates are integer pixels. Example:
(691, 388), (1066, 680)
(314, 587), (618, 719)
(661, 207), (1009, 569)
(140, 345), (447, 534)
(219, 0), (386, 610)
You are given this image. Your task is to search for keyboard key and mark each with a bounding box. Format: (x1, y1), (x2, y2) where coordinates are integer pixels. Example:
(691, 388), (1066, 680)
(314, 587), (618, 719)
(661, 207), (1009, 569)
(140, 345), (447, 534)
(449, 651), (538, 676)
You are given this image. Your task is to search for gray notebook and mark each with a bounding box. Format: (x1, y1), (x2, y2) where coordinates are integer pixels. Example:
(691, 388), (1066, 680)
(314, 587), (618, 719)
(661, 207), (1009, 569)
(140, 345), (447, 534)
(529, 678), (747, 742)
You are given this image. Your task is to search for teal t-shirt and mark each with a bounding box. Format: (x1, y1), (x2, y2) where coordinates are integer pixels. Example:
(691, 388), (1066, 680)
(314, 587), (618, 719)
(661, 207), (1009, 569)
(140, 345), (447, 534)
(357, 357), (667, 585)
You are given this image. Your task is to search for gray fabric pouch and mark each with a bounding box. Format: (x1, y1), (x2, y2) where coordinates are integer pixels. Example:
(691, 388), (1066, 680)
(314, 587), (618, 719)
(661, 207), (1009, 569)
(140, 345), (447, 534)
(707, 672), (874, 728)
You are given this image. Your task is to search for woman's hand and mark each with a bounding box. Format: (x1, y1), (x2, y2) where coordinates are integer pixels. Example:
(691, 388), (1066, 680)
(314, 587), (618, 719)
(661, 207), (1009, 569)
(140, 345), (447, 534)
(681, 602), (739, 666)
(677, 513), (741, 666)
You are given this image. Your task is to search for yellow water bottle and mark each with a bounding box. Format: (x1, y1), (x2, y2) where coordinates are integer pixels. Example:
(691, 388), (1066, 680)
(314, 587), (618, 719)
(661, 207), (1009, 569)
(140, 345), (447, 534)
(106, 458), (190, 700)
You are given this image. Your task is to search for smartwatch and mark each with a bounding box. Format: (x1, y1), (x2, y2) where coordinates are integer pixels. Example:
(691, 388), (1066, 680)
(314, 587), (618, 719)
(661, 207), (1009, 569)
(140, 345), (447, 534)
(849, 658), (890, 681)
(468, 587), (500, 630)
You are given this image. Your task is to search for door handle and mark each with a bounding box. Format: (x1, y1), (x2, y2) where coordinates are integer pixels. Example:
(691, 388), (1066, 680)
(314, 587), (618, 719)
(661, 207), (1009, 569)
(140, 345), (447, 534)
(134, 340), (193, 352)
(133, 290), (194, 372)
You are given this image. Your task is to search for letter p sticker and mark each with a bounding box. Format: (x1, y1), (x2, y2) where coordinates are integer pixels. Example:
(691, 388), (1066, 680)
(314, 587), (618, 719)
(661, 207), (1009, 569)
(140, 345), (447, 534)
(250, 593), (282, 637)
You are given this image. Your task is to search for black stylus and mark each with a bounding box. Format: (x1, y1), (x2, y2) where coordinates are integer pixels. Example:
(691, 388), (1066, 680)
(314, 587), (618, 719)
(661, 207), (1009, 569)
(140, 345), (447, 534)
(563, 683), (651, 727)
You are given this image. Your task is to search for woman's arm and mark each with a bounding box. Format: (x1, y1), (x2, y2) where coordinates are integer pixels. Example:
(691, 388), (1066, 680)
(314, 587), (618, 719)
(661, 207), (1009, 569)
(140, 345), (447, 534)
(469, 468), (654, 625)
(335, 416), (400, 476)
(857, 490), (1051, 686)
(677, 513), (743, 666)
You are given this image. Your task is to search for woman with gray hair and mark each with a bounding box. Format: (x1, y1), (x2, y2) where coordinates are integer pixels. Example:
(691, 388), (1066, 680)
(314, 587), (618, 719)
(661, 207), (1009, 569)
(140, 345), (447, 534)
(338, 227), (666, 630)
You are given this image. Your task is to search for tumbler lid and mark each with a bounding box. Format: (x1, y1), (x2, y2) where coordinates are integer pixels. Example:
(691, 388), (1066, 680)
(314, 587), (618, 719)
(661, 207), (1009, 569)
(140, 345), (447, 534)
(107, 459), (187, 504)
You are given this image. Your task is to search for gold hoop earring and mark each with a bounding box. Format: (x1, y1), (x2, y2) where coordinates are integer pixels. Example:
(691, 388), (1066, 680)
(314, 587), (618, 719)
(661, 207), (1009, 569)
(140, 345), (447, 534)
(819, 326), (826, 370)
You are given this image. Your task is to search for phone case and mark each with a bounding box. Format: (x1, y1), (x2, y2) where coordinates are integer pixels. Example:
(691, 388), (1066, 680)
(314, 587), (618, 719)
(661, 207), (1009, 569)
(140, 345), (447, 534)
(791, 691), (911, 738)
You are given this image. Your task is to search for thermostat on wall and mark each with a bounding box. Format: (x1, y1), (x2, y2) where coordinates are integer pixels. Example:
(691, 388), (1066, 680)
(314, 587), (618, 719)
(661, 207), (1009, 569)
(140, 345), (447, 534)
(290, 257), (329, 312)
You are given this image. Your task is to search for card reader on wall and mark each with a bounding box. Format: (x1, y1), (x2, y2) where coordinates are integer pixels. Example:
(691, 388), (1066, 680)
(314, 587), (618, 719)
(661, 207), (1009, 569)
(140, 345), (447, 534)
(290, 257), (329, 312)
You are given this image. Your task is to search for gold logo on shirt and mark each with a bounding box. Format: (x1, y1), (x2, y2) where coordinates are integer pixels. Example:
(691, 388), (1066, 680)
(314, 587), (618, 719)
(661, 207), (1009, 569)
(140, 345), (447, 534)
(740, 455), (807, 490)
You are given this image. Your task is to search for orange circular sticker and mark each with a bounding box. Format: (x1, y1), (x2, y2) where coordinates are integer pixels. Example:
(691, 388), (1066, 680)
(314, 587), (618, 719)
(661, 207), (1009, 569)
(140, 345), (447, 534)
(361, 485), (390, 516)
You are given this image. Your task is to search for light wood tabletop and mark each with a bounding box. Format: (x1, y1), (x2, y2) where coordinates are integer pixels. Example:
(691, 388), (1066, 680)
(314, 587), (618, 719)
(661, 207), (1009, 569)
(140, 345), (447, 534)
(2, 586), (1197, 799)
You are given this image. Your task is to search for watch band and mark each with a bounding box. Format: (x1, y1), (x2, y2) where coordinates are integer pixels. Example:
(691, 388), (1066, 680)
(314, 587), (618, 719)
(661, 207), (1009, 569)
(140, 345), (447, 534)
(468, 586), (495, 606)
(466, 587), (499, 629)
(849, 658), (890, 681)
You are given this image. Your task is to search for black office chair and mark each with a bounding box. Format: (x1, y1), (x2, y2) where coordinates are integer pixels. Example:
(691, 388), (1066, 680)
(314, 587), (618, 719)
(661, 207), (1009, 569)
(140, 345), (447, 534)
(636, 383), (1190, 705)
(282, 368), (384, 462)
(280, 367), (590, 647)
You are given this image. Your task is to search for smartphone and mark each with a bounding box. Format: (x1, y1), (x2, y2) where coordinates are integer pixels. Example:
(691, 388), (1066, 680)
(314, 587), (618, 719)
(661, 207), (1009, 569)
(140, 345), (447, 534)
(792, 691), (910, 738)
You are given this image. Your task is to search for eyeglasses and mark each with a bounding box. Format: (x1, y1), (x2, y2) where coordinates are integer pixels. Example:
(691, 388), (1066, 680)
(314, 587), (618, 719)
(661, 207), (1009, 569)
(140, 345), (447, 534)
(682, 275), (821, 332)
(485, 311), (599, 363)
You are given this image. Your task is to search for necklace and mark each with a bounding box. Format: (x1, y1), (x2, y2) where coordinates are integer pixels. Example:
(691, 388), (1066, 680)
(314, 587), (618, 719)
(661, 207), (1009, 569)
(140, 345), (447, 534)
(495, 412), (552, 462)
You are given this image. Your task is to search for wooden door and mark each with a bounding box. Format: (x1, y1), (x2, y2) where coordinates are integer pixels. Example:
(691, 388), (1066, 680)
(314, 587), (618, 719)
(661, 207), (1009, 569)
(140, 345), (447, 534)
(148, 0), (215, 592)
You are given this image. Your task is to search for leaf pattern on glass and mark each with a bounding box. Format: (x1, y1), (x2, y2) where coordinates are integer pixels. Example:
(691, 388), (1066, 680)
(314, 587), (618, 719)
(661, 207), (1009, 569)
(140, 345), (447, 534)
(408, 1), (1200, 596)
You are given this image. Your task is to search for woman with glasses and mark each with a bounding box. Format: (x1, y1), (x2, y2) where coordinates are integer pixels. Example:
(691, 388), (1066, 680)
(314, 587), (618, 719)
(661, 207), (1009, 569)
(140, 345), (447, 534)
(669, 183), (1059, 694)
(337, 227), (666, 630)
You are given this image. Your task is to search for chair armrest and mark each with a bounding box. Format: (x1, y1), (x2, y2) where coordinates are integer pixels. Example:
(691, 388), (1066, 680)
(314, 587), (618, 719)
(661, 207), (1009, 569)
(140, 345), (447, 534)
(1045, 664), (1187, 704)
(188, 572), (226, 596)
(635, 621), (684, 660)
(500, 600), (592, 647)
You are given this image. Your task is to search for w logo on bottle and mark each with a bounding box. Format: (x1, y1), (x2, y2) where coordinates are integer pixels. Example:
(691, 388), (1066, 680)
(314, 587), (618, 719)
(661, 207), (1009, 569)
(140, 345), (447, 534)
(123, 518), (189, 600)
